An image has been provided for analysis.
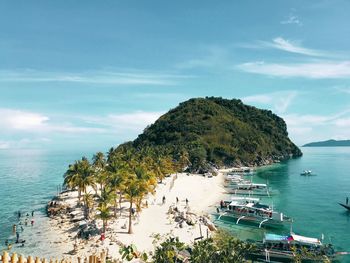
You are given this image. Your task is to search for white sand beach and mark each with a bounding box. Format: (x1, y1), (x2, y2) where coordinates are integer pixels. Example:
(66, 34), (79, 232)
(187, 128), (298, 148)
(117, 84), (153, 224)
(11, 171), (229, 261)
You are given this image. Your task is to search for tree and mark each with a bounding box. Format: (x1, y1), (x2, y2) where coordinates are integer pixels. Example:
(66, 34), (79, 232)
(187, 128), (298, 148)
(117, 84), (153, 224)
(212, 230), (256, 263)
(92, 152), (107, 193)
(190, 238), (218, 263)
(63, 157), (94, 205)
(96, 203), (112, 233)
(153, 237), (187, 263)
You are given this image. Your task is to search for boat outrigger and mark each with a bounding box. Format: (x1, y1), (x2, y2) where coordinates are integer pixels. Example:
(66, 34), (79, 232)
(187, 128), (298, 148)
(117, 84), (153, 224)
(248, 232), (335, 262)
(217, 199), (292, 228)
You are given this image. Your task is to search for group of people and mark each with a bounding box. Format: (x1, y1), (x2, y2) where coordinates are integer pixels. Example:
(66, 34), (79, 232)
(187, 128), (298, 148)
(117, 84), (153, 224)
(5, 210), (36, 250)
(162, 196), (189, 207)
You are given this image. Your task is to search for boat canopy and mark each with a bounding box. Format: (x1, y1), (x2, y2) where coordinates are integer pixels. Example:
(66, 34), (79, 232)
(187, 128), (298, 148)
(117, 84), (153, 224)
(291, 234), (321, 245)
(264, 233), (321, 246)
(265, 233), (291, 242)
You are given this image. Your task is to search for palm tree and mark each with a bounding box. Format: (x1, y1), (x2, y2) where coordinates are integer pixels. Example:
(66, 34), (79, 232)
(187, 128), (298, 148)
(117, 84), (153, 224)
(63, 157), (95, 205)
(96, 203), (112, 233)
(124, 174), (140, 234)
(92, 152), (107, 194)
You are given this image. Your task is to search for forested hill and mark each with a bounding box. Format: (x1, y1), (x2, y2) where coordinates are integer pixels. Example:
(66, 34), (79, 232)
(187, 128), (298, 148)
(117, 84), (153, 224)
(303, 139), (350, 147)
(126, 97), (302, 170)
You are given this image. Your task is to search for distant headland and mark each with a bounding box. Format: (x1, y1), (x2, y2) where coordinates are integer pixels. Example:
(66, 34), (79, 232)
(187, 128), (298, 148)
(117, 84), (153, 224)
(303, 139), (350, 147)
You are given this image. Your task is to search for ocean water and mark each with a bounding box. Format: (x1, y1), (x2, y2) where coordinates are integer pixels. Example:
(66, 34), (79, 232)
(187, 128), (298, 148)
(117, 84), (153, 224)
(0, 148), (95, 255)
(216, 147), (350, 262)
(0, 147), (349, 260)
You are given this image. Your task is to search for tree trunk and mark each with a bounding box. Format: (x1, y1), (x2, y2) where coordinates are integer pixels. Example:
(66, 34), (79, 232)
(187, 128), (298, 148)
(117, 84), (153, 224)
(114, 196), (117, 218)
(119, 192), (123, 216)
(78, 189), (81, 206)
(128, 197), (133, 234)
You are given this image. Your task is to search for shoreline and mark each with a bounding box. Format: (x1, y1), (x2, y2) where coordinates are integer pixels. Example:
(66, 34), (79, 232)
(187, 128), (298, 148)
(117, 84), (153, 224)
(3, 171), (229, 261)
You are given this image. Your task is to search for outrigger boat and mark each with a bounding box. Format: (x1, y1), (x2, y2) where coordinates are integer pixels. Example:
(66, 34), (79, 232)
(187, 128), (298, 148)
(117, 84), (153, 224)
(217, 199), (292, 228)
(248, 232), (335, 262)
(226, 183), (278, 196)
(300, 170), (314, 176)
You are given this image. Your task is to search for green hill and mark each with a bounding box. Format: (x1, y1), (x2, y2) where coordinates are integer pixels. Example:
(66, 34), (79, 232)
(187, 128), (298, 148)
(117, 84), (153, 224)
(303, 139), (350, 147)
(126, 97), (302, 170)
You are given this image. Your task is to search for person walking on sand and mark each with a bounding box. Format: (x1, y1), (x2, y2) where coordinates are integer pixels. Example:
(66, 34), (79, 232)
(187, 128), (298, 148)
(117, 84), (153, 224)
(185, 198), (189, 207)
(176, 197), (179, 204)
(162, 196), (166, 205)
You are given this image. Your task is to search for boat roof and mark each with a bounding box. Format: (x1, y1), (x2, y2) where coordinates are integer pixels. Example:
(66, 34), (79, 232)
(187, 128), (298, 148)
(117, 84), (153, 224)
(265, 233), (290, 241)
(230, 196), (260, 202)
(291, 234), (321, 245)
(264, 233), (321, 245)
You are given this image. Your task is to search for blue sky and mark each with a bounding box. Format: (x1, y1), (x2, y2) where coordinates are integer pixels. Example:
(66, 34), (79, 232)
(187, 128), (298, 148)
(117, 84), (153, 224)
(1, 0), (350, 151)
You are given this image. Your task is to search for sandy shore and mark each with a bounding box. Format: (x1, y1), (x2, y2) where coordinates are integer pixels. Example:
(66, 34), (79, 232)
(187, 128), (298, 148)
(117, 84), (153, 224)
(8, 171), (229, 261)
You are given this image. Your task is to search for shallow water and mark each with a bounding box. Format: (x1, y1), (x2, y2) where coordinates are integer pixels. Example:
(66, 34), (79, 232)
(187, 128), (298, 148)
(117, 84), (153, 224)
(0, 148), (94, 256)
(0, 147), (349, 261)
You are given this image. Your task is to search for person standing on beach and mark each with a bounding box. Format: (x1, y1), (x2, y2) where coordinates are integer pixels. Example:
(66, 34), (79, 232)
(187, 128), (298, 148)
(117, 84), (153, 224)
(31, 210), (34, 217)
(185, 198), (189, 207)
(176, 197), (179, 204)
(162, 196), (166, 205)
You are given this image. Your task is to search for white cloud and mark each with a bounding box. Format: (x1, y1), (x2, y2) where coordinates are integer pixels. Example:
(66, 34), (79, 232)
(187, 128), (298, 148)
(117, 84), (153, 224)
(85, 111), (164, 137)
(175, 46), (230, 70)
(242, 91), (297, 114)
(237, 61), (350, 79)
(0, 141), (10, 149)
(281, 109), (350, 144)
(263, 37), (325, 57)
(0, 108), (105, 134)
(281, 13), (302, 26)
(108, 111), (163, 131)
(0, 69), (189, 86)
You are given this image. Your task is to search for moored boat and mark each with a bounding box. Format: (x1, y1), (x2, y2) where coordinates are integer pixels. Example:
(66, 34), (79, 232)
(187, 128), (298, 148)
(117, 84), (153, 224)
(247, 232), (335, 262)
(300, 170), (314, 176)
(217, 199), (292, 228)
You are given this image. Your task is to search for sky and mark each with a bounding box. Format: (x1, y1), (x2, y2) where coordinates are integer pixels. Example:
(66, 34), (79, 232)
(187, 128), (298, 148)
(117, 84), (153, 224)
(1, 0), (350, 151)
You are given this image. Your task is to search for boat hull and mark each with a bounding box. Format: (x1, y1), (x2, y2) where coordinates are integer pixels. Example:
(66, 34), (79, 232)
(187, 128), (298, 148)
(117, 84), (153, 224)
(217, 213), (291, 228)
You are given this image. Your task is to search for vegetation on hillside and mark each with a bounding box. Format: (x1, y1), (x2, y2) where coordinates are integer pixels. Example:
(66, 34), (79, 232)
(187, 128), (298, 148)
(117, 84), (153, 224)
(131, 97), (301, 171)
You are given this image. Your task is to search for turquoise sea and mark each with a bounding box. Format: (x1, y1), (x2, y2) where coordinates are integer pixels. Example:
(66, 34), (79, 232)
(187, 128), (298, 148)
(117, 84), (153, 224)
(216, 147), (350, 262)
(0, 147), (349, 261)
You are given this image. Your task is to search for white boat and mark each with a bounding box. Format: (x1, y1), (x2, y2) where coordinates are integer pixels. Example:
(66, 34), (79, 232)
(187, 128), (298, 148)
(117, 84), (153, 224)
(248, 232), (335, 262)
(217, 199), (292, 228)
(300, 170), (313, 175)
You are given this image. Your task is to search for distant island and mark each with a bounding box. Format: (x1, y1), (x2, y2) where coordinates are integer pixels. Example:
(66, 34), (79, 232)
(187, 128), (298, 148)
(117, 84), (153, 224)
(117, 97), (302, 171)
(303, 139), (350, 147)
